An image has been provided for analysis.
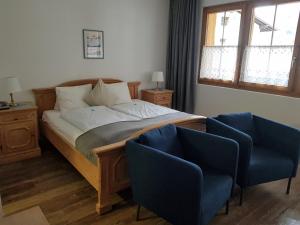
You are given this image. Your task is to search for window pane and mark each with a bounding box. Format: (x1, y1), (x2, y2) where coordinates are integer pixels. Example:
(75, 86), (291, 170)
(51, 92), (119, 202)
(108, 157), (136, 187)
(272, 2), (300, 46)
(206, 12), (225, 46)
(242, 2), (300, 87)
(223, 10), (242, 46)
(200, 46), (238, 81)
(206, 10), (241, 46)
(250, 6), (276, 46)
(201, 9), (241, 81)
(241, 46), (293, 87)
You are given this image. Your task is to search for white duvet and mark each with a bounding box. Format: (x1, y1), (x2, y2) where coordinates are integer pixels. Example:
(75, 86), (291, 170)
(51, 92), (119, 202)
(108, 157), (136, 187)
(43, 110), (83, 146)
(111, 99), (178, 119)
(61, 106), (141, 132)
(45, 100), (178, 136)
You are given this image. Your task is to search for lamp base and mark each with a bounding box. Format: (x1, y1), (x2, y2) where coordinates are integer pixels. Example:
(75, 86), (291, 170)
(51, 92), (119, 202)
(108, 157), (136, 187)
(9, 102), (19, 107)
(9, 93), (19, 107)
(153, 82), (164, 91)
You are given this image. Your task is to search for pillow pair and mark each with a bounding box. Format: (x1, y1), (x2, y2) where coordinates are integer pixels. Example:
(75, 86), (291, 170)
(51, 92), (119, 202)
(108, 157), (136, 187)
(85, 79), (132, 107)
(55, 80), (132, 112)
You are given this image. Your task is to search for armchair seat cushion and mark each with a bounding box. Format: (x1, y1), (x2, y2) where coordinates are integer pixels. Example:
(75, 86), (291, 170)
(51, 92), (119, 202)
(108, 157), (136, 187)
(247, 146), (294, 186)
(202, 169), (233, 225)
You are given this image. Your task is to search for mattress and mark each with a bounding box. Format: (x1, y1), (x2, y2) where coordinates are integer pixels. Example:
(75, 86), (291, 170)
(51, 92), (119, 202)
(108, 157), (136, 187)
(42, 110), (83, 146)
(111, 99), (178, 119)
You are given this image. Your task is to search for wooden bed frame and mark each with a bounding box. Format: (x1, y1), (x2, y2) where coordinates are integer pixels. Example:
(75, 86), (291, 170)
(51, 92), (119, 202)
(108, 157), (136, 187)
(32, 78), (206, 215)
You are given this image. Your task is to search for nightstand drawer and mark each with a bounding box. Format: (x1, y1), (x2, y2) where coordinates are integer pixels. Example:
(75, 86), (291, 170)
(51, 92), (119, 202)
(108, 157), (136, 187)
(2, 121), (36, 153)
(141, 89), (173, 108)
(0, 111), (35, 123)
(158, 103), (171, 108)
(154, 94), (172, 102)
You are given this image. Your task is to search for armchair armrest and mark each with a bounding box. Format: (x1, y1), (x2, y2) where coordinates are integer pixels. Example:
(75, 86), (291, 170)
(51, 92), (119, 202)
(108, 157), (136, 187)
(254, 116), (300, 175)
(177, 127), (239, 181)
(206, 118), (253, 186)
(126, 140), (203, 225)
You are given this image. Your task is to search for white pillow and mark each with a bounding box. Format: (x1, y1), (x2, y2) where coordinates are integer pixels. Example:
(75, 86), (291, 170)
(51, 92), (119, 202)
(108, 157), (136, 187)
(85, 79), (132, 107)
(55, 84), (92, 112)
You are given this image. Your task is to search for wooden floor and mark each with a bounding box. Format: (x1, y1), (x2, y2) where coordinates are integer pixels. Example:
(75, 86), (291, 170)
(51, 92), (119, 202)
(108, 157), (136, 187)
(0, 206), (50, 225)
(0, 143), (300, 225)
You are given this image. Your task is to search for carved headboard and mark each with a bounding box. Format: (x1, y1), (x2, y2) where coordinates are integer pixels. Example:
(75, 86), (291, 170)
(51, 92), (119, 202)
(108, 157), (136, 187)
(32, 78), (141, 121)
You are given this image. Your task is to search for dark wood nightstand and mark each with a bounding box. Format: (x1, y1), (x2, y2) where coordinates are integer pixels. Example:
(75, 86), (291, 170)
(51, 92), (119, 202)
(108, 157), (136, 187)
(141, 89), (174, 108)
(0, 102), (41, 165)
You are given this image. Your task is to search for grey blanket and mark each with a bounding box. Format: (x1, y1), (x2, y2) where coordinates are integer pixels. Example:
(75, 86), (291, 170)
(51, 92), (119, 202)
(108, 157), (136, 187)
(75, 112), (191, 165)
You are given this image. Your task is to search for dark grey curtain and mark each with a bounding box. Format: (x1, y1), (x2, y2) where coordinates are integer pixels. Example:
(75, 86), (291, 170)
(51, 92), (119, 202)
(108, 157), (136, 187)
(166, 0), (201, 113)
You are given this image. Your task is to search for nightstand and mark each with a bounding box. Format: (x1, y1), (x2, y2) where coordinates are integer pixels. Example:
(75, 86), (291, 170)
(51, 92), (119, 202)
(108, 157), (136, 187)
(141, 89), (174, 108)
(0, 102), (41, 165)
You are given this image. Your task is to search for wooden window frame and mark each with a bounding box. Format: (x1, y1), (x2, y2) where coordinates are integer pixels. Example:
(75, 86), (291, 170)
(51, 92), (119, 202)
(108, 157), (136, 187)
(198, 0), (300, 98)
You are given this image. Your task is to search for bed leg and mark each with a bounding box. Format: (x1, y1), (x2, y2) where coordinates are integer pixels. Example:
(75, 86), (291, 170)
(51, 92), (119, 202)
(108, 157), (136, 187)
(96, 203), (112, 215)
(95, 147), (130, 215)
(96, 186), (117, 215)
(96, 154), (124, 215)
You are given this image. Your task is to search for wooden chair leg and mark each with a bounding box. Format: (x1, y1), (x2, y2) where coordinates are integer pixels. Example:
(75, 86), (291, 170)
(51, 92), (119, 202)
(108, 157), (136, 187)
(239, 187), (244, 206)
(136, 204), (141, 221)
(286, 177), (292, 195)
(226, 200), (229, 215)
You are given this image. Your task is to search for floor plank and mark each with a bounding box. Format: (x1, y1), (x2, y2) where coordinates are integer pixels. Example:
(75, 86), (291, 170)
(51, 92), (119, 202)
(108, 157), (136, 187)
(0, 206), (49, 225)
(0, 143), (299, 225)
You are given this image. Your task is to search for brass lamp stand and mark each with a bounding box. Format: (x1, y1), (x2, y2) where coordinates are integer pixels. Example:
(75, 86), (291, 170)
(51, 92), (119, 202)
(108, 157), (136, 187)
(9, 93), (18, 107)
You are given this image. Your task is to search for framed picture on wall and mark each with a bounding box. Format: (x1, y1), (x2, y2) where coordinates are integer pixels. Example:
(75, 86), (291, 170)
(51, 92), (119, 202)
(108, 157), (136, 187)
(83, 29), (104, 59)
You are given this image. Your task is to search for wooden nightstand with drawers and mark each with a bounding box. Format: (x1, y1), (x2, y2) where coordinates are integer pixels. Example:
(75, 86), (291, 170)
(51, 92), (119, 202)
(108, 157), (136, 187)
(141, 89), (174, 108)
(0, 102), (41, 165)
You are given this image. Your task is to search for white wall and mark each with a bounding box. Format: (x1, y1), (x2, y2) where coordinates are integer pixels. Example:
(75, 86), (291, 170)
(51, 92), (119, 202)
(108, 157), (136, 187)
(0, 0), (169, 102)
(195, 0), (300, 128)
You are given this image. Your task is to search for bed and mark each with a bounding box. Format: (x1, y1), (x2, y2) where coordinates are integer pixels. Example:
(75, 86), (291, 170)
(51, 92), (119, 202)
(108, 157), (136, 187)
(32, 78), (206, 215)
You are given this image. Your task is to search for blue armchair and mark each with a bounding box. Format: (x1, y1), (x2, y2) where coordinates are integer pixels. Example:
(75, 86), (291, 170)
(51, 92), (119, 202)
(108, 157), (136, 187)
(206, 113), (300, 205)
(126, 124), (239, 225)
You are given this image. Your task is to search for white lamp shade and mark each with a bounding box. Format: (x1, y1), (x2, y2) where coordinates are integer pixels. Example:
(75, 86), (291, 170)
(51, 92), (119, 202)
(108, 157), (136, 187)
(3, 77), (22, 94)
(152, 72), (164, 83)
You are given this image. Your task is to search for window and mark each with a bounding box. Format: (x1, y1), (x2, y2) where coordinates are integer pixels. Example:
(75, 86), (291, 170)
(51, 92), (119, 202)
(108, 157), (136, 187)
(199, 0), (300, 97)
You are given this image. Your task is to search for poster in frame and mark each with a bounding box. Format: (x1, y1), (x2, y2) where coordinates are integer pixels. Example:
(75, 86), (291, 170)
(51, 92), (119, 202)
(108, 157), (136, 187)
(83, 29), (104, 59)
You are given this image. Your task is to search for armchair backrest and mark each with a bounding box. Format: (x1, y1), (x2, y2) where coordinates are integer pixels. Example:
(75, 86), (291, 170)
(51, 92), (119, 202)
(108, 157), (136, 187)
(216, 112), (259, 144)
(139, 124), (184, 158)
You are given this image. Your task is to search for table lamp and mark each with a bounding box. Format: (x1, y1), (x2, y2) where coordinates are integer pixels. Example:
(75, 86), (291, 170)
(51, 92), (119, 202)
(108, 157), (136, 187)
(3, 77), (22, 107)
(152, 72), (164, 90)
